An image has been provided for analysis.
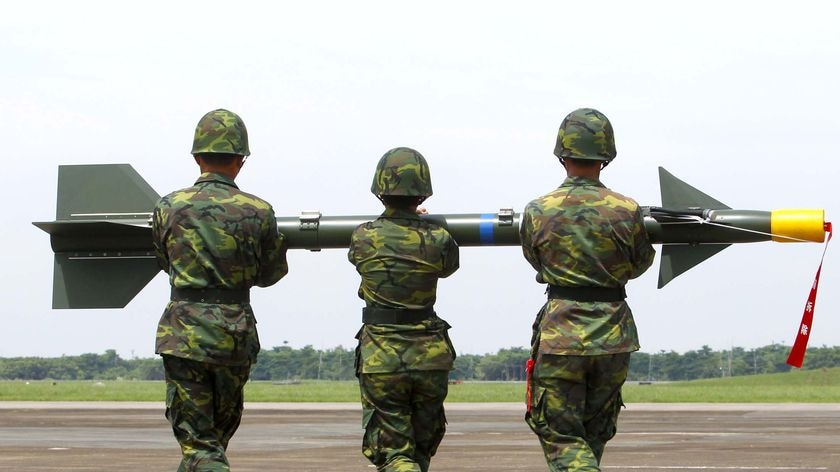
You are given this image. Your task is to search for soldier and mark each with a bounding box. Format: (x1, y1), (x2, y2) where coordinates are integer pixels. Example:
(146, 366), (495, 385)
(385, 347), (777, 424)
(348, 147), (459, 472)
(520, 108), (656, 471)
(152, 109), (288, 471)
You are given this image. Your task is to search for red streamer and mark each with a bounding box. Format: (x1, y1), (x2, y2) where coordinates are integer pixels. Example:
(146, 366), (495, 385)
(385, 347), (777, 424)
(786, 222), (833, 368)
(525, 359), (535, 412)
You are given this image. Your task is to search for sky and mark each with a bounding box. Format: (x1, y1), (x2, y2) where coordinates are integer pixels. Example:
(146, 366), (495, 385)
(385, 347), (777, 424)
(2, 1), (837, 361)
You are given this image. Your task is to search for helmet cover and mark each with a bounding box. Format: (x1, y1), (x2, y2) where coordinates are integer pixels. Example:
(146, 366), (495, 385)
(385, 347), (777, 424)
(191, 108), (251, 157)
(370, 147), (433, 197)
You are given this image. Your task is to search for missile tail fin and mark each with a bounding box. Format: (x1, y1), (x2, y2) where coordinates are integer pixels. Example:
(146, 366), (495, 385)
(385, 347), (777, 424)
(52, 254), (159, 309)
(657, 244), (731, 288)
(55, 164), (159, 219)
(38, 164), (161, 309)
(659, 167), (730, 210)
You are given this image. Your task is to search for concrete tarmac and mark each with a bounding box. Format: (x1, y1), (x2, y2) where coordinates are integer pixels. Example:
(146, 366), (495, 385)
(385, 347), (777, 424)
(1, 402), (838, 471)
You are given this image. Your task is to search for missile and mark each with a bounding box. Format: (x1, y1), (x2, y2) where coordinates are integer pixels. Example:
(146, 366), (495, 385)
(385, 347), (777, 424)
(33, 164), (827, 309)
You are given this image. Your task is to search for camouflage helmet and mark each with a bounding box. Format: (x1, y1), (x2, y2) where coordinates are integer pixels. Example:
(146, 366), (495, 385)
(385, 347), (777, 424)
(553, 108), (616, 162)
(370, 147), (433, 197)
(191, 109), (251, 157)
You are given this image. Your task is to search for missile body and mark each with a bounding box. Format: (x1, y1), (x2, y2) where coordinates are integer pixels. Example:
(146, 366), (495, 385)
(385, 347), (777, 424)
(33, 164), (827, 308)
(277, 211), (520, 250)
(37, 208), (824, 254)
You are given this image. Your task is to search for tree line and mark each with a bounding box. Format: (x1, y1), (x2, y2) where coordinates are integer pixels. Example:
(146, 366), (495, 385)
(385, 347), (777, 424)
(2, 344), (839, 382)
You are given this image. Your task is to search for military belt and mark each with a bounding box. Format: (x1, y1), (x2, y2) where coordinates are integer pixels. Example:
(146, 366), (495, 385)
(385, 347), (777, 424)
(171, 287), (250, 304)
(362, 307), (436, 325)
(547, 285), (626, 302)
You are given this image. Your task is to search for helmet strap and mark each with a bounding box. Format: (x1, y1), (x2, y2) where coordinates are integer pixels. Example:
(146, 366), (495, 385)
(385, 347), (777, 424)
(377, 195), (428, 209)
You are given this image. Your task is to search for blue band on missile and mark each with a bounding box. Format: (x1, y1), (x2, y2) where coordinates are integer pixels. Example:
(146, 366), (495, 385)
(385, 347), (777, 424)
(480, 213), (494, 244)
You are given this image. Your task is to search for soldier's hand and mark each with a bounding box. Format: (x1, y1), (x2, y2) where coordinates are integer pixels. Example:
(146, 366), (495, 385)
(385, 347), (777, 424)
(416, 207), (429, 215)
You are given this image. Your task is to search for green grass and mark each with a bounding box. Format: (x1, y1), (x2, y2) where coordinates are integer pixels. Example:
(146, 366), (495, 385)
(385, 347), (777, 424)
(2, 368), (839, 402)
(0, 380), (522, 402)
(0, 380), (165, 401)
(246, 381), (360, 402)
(623, 368), (840, 403)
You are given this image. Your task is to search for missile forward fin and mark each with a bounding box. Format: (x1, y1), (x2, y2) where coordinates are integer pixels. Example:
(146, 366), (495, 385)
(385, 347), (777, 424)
(656, 167), (733, 287)
(658, 244), (730, 288)
(659, 167), (730, 210)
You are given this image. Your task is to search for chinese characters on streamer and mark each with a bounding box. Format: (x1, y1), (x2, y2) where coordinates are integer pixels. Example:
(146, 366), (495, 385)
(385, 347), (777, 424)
(800, 324), (809, 336)
(805, 301), (814, 313)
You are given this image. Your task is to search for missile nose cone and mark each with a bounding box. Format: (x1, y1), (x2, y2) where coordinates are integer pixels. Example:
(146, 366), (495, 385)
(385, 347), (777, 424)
(771, 209), (826, 243)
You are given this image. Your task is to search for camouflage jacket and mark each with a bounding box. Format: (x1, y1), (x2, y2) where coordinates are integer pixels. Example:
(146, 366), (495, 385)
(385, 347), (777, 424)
(348, 208), (459, 373)
(152, 172), (288, 366)
(521, 176), (655, 356)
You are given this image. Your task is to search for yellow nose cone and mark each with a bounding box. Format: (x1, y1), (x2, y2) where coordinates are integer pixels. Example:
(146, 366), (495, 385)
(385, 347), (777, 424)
(771, 209), (826, 242)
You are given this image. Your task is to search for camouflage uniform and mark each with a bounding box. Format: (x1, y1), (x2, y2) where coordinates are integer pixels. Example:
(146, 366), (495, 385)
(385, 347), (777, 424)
(153, 109), (288, 472)
(521, 109), (655, 471)
(349, 147), (459, 472)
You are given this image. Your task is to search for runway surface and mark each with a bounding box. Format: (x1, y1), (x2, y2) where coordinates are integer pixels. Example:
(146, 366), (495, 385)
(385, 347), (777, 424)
(1, 402), (838, 471)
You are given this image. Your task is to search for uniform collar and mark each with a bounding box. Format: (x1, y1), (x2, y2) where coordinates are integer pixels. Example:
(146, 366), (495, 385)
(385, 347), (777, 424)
(560, 175), (604, 188)
(195, 172), (239, 188)
(380, 207), (422, 221)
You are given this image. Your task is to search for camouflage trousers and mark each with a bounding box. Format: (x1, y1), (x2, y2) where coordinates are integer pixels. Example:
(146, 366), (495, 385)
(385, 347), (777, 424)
(163, 355), (251, 472)
(359, 371), (449, 472)
(525, 353), (630, 472)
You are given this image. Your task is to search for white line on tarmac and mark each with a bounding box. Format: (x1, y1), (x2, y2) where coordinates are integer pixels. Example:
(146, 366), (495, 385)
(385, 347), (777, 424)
(2, 402), (840, 412)
(604, 467), (828, 470)
(621, 432), (743, 436)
